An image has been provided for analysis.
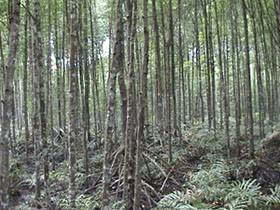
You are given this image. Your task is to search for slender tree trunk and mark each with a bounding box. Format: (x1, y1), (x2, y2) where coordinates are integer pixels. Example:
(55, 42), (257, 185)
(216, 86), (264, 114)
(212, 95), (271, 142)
(152, 0), (163, 143)
(271, 36), (277, 124)
(223, 33), (230, 158)
(33, 0), (49, 204)
(230, 1), (241, 157)
(55, 6), (62, 130)
(0, 0), (20, 208)
(0, 31), (4, 82)
(160, 2), (172, 162)
(10, 90), (16, 157)
(168, 0), (178, 137)
(235, 6), (242, 147)
(178, 0), (186, 126)
(249, 2), (265, 138)
(190, 49), (195, 122)
(123, 0), (137, 208)
(242, 0), (254, 159)
(134, 0), (149, 208)
(31, 2), (42, 201)
(88, 1), (99, 145)
(82, 0), (90, 186)
(258, 0), (273, 131)
(214, 0), (229, 157)
(69, 0), (78, 207)
(208, 5), (216, 138)
(23, 0), (30, 158)
(0, 31), (4, 128)
(274, 0), (280, 120)
(62, 0), (67, 133)
(202, 0), (212, 130)
(194, 0), (204, 122)
(102, 0), (124, 209)
(117, 8), (127, 144)
(47, 0), (55, 170)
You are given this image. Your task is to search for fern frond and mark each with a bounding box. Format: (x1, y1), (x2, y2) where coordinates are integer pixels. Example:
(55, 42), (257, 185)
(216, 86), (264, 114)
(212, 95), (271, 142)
(155, 191), (199, 210)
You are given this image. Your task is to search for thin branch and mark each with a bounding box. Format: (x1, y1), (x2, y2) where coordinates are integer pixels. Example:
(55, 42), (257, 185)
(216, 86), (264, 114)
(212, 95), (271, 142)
(20, 3), (36, 21)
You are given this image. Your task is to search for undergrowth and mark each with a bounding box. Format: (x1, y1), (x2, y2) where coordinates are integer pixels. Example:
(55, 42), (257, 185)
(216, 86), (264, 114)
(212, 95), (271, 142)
(9, 123), (280, 210)
(153, 126), (280, 210)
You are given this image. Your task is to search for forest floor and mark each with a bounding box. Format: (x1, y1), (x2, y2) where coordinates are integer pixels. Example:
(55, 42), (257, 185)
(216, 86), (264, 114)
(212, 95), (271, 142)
(8, 123), (280, 209)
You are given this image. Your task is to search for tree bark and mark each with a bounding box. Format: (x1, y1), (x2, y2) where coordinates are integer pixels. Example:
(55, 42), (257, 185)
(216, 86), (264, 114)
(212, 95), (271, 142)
(69, 0), (78, 208)
(168, 0), (178, 137)
(33, 0), (49, 203)
(242, 0), (254, 159)
(23, 0), (30, 158)
(134, 0), (149, 208)
(152, 0), (163, 144)
(123, 0), (137, 208)
(102, 0), (124, 209)
(0, 0), (20, 208)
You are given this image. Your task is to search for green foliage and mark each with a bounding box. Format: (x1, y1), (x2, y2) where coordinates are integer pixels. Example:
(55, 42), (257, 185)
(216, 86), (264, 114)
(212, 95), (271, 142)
(49, 162), (69, 184)
(225, 179), (263, 208)
(154, 178), (280, 210)
(9, 158), (21, 183)
(154, 155), (280, 210)
(58, 191), (102, 210)
(263, 184), (280, 206)
(153, 191), (202, 210)
(76, 194), (101, 210)
(191, 159), (230, 202)
(57, 193), (69, 209)
(108, 200), (127, 210)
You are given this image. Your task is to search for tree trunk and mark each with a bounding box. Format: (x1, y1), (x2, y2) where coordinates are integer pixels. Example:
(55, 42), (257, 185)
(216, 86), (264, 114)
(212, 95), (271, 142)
(249, 2), (265, 138)
(242, 0), (254, 159)
(152, 0), (163, 144)
(123, 0), (137, 208)
(202, 0), (212, 130)
(102, 0), (124, 209)
(82, 0), (90, 186)
(0, 0), (20, 208)
(177, 0), (186, 126)
(23, 0), (30, 158)
(230, 1), (241, 157)
(33, 0), (49, 204)
(134, 0), (149, 208)
(69, 0), (79, 207)
(168, 0), (178, 137)
(194, 0), (204, 122)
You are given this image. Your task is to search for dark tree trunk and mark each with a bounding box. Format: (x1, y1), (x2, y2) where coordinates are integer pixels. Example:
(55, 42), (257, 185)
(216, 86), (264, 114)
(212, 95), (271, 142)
(0, 0), (20, 208)
(242, 0), (254, 159)
(69, 0), (79, 207)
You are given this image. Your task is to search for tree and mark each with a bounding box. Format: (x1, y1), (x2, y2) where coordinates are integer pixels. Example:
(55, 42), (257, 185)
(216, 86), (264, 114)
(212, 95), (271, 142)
(134, 0), (149, 208)
(168, 0), (179, 141)
(0, 0), (20, 208)
(242, 0), (254, 159)
(23, 0), (30, 158)
(102, 0), (124, 208)
(123, 0), (137, 208)
(33, 0), (49, 204)
(69, 0), (79, 207)
(152, 0), (163, 143)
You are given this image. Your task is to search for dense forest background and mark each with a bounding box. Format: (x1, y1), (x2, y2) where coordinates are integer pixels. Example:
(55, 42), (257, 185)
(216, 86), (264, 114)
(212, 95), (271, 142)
(1, 0), (280, 209)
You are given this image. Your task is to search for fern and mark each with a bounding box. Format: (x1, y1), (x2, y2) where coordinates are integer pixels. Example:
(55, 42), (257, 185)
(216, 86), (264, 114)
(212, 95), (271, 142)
(263, 184), (280, 206)
(153, 191), (200, 210)
(227, 198), (249, 210)
(191, 159), (230, 202)
(225, 179), (264, 208)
